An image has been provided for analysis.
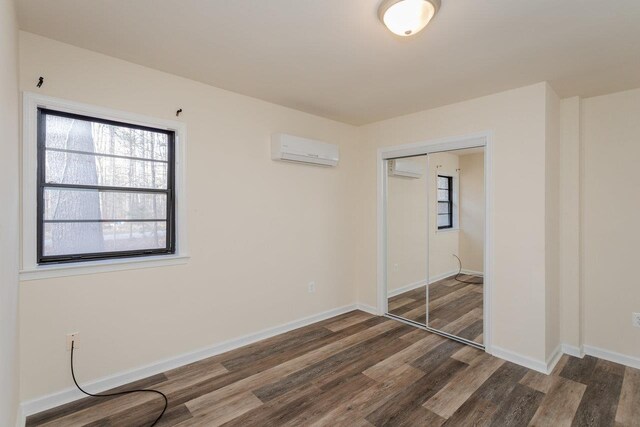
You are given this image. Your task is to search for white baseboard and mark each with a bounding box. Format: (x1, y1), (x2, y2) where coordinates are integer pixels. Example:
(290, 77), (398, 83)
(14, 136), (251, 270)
(582, 344), (640, 370)
(489, 345), (549, 374)
(561, 343), (584, 358)
(387, 270), (460, 298)
(491, 342), (640, 376)
(18, 303), (369, 423)
(545, 345), (563, 374)
(460, 269), (484, 277)
(387, 280), (426, 298)
(559, 343), (639, 369)
(429, 270), (459, 284)
(355, 303), (379, 315)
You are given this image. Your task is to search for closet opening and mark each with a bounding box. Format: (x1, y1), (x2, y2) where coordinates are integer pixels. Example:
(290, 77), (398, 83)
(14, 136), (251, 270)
(377, 134), (491, 351)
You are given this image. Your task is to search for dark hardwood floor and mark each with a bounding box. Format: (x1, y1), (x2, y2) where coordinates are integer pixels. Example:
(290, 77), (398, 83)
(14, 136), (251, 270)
(27, 310), (639, 426)
(388, 274), (484, 343)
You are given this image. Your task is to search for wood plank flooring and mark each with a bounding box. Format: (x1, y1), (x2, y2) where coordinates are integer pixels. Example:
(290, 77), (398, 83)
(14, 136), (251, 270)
(387, 274), (484, 343)
(27, 310), (639, 427)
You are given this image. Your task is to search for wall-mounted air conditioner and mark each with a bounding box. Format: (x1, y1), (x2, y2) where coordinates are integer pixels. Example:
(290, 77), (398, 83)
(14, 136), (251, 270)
(271, 133), (339, 167)
(388, 159), (423, 178)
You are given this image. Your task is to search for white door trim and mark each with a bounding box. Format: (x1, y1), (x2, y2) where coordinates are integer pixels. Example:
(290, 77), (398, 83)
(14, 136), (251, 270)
(376, 131), (494, 353)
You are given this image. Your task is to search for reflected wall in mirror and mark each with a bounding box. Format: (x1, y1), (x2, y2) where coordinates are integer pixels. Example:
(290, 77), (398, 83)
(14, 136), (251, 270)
(428, 148), (485, 345)
(386, 155), (428, 325)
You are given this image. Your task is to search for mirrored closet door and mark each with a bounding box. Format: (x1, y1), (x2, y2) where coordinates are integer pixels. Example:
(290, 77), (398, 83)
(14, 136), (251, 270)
(386, 155), (429, 326)
(427, 148), (485, 346)
(385, 147), (485, 348)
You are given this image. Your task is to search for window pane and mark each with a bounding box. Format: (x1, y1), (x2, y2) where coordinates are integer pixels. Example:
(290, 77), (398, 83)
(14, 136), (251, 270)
(437, 214), (451, 228)
(45, 150), (168, 189)
(438, 202), (450, 214)
(43, 221), (167, 256)
(44, 188), (167, 221)
(437, 176), (449, 189)
(437, 189), (450, 201)
(45, 114), (168, 161)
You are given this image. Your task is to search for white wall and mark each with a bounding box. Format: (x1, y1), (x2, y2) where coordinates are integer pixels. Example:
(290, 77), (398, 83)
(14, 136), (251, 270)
(581, 88), (640, 359)
(386, 156), (428, 292)
(545, 85), (561, 360)
(358, 83), (551, 363)
(458, 152), (485, 273)
(559, 97), (582, 350)
(18, 32), (360, 401)
(15, 28), (640, 408)
(0, 0), (20, 425)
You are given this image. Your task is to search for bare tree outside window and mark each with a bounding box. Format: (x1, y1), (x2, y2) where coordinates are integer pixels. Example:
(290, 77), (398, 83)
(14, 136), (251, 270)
(49, 118), (104, 255)
(38, 109), (175, 263)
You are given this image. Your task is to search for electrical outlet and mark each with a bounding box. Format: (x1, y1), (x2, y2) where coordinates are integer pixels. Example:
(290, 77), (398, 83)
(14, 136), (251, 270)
(632, 313), (640, 328)
(308, 281), (316, 294)
(66, 332), (79, 351)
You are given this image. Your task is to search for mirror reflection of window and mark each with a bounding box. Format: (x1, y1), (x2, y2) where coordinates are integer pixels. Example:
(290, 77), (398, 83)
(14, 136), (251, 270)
(437, 175), (453, 229)
(385, 147), (485, 348)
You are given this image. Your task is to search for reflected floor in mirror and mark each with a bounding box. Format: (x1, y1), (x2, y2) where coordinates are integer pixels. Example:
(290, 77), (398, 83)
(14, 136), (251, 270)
(387, 274), (483, 344)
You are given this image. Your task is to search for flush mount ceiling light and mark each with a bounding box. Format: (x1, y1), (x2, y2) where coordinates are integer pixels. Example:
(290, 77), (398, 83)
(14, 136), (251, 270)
(378, 0), (441, 37)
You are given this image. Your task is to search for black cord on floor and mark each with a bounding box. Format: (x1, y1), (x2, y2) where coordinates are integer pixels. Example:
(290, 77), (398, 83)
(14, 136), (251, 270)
(70, 341), (168, 427)
(452, 254), (484, 285)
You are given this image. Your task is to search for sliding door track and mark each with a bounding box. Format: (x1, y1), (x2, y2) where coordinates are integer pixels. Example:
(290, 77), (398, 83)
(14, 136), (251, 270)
(385, 313), (485, 351)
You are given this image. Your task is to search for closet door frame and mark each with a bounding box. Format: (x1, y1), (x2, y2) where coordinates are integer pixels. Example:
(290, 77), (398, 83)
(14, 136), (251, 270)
(377, 131), (493, 353)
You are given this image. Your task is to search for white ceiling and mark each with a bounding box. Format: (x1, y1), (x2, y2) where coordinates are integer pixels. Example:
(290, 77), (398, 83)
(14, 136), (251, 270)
(18, 0), (640, 125)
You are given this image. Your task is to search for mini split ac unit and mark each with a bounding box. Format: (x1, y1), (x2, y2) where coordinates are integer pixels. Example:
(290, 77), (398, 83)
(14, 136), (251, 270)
(388, 159), (423, 178)
(271, 133), (339, 167)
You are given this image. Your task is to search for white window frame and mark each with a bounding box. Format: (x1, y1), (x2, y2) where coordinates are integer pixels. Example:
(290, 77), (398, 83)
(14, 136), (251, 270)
(20, 92), (189, 281)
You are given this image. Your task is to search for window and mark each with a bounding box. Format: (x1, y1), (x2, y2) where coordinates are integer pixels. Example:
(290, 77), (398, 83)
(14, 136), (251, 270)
(437, 175), (453, 229)
(37, 108), (176, 264)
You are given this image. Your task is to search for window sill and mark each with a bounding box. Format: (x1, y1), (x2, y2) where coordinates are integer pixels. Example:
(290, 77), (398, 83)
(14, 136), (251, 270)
(436, 228), (460, 233)
(19, 254), (190, 282)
